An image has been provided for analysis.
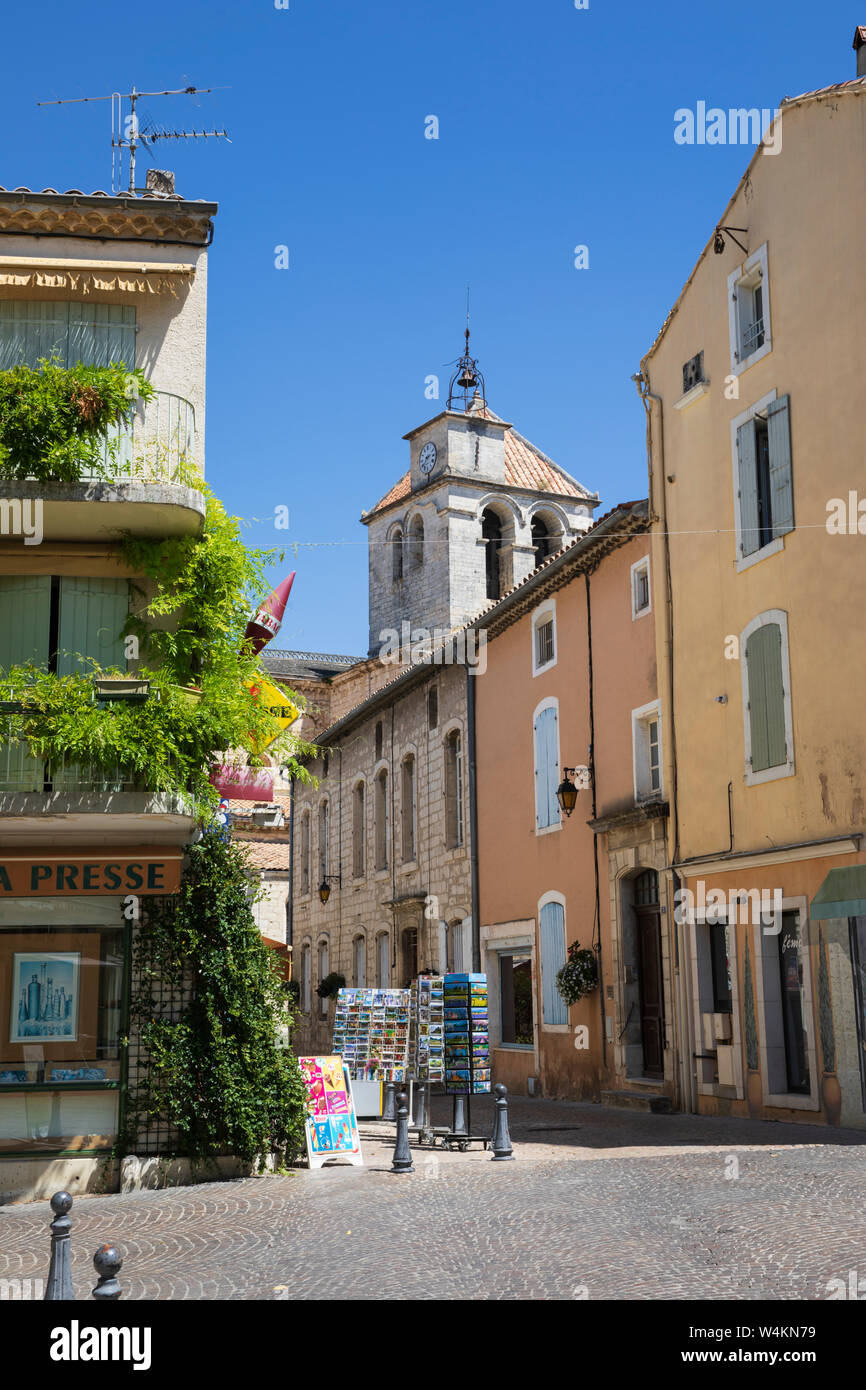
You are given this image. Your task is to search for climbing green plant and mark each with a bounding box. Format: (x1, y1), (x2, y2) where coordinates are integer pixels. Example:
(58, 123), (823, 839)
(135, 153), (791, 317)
(0, 485), (318, 813)
(0, 359), (153, 483)
(121, 834), (308, 1165)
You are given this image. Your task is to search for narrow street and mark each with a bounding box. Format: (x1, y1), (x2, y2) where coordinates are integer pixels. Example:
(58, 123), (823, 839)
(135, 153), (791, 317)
(3, 1098), (864, 1301)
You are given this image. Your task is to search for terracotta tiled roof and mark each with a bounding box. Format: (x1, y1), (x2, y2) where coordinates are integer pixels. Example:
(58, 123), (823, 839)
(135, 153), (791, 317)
(0, 184), (212, 203)
(365, 406), (596, 519)
(238, 840), (293, 871)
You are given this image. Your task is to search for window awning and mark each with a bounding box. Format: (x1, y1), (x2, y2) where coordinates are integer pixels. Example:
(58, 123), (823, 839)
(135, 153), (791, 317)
(810, 865), (866, 919)
(0, 256), (194, 296)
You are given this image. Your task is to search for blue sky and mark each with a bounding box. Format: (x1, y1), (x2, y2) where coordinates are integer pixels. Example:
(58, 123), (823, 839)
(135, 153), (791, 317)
(2, 0), (856, 653)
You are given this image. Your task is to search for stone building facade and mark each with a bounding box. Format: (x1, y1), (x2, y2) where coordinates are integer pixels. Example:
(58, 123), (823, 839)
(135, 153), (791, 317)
(276, 378), (598, 1056)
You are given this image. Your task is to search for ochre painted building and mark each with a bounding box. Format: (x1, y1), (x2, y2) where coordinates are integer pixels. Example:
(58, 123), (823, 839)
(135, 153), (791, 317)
(474, 502), (675, 1104)
(637, 44), (866, 1128)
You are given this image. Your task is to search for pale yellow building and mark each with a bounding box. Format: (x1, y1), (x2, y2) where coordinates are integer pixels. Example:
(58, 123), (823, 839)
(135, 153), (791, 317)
(637, 34), (866, 1128)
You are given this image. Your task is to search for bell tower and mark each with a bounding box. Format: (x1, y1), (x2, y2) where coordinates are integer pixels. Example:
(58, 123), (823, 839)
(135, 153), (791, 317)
(362, 333), (598, 656)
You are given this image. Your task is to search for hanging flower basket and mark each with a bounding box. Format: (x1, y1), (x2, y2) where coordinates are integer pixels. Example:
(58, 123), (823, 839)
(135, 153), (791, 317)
(556, 942), (599, 1006)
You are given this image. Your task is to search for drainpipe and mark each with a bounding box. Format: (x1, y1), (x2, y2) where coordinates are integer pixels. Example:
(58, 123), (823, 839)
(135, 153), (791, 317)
(633, 369), (695, 1114)
(466, 663), (481, 973)
(584, 570), (606, 1067)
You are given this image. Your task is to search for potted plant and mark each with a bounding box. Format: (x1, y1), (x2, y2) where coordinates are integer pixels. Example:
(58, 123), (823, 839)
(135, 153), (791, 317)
(316, 971), (346, 1001)
(555, 942), (599, 1006)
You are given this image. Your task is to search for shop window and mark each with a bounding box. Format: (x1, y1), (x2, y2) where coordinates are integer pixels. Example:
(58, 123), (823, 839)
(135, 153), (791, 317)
(759, 910), (811, 1097)
(0, 898), (125, 1153)
(499, 952), (534, 1045)
(709, 921), (733, 1014)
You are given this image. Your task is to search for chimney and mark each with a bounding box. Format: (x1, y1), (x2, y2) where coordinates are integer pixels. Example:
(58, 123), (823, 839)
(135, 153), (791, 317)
(145, 168), (176, 197)
(854, 25), (866, 77)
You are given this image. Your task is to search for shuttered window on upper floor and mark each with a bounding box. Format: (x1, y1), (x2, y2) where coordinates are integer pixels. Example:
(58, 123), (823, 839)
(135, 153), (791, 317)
(533, 704), (560, 831)
(745, 621), (787, 773)
(0, 575), (128, 673)
(736, 395), (794, 558)
(0, 302), (136, 370)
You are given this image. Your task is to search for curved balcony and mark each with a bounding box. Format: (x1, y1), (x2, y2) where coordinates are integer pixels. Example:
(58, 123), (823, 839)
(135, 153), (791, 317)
(0, 390), (205, 542)
(0, 740), (196, 845)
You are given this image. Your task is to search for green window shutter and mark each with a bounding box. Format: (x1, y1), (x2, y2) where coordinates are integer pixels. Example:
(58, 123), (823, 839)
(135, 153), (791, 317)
(737, 419), (760, 557)
(0, 575), (51, 667)
(67, 304), (136, 368)
(0, 302), (70, 369)
(0, 302), (135, 369)
(746, 622), (787, 772)
(540, 901), (567, 1025)
(57, 577), (128, 675)
(767, 395), (794, 539)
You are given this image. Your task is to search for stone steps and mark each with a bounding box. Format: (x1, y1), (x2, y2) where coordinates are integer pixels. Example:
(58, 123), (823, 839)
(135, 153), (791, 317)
(601, 1088), (672, 1114)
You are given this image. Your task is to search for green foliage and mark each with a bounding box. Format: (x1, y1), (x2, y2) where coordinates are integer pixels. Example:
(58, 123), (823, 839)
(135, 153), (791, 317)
(0, 359), (153, 483)
(121, 485), (278, 687)
(555, 941), (599, 1006)
(0, 486), (318, 814)
(316, 972), (346, 1000)
(122, 834), (308, 1165)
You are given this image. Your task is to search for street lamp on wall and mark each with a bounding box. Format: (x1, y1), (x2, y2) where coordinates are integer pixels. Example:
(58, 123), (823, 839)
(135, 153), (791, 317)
(318, 874), (341, 904)
(556, 766), (591, 819)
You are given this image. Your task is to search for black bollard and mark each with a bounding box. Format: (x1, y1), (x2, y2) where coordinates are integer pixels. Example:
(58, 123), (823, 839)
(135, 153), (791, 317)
(391, 1090), (414, 1173)
(92, 1244), (123, 1300)
(414, 1080), (429, 1133)
(490, 1083), (514, 1160)
(382, 1080), (397, 1121)
(44, 1191), (75, 1301)
(451, 1093), (469, 1137)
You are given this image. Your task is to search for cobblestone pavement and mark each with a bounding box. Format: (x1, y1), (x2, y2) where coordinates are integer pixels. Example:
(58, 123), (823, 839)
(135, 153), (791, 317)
(2, 1097), (865, 1300)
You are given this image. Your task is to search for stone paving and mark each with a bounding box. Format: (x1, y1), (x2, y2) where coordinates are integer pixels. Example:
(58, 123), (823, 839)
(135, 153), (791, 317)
(2, 1095), (865, 1300)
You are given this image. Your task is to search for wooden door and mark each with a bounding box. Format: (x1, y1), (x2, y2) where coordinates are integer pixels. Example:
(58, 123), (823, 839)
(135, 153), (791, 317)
(637, 909), (665, 1078)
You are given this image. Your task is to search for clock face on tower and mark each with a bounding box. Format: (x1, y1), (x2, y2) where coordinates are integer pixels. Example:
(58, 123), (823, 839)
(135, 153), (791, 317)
(419, 441), (437, 475)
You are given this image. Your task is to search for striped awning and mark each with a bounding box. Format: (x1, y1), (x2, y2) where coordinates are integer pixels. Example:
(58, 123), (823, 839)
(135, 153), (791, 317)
(811, 866), (866, 919)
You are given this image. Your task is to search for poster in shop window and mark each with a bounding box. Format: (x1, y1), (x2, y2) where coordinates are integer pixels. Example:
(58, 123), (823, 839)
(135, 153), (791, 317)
(298, 1055), (364, 1169)
(10, 952), (80, 1044)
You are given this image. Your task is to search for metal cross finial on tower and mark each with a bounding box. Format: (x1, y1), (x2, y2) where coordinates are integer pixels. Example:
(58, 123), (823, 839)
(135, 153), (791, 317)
(36, 84), (230, 196)
(447, 288), (486, 412)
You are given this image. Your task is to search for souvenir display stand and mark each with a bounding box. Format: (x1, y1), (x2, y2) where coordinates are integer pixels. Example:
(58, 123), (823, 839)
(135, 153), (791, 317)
(438, 972), (491, 1149)
(298, 1056), (364, 1169)
(331, 987), (411, 1117)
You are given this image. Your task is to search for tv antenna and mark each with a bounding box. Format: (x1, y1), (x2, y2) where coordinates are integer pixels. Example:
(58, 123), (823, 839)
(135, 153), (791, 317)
(36, 85), (230, 196)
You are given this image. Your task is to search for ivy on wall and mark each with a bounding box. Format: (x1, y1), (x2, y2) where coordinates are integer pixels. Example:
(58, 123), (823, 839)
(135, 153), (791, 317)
(121, 834), (308, 1165)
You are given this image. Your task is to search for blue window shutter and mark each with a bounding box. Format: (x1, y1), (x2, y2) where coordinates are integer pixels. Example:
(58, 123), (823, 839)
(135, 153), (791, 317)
(746, 623), (787, 772)
(57, 578), (128, 676)
(0, 576), (51, 667)
(737, 419), (760, 557)
(534, 707), (559, 829)
(540, 901), (567, 1024)
(767, 395), (794, 539)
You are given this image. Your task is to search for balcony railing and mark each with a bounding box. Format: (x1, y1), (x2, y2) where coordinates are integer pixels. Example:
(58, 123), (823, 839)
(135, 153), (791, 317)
(0, 737), (174, 796)
(741, 317), (765, 357)
(90, 391), (199, 485)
